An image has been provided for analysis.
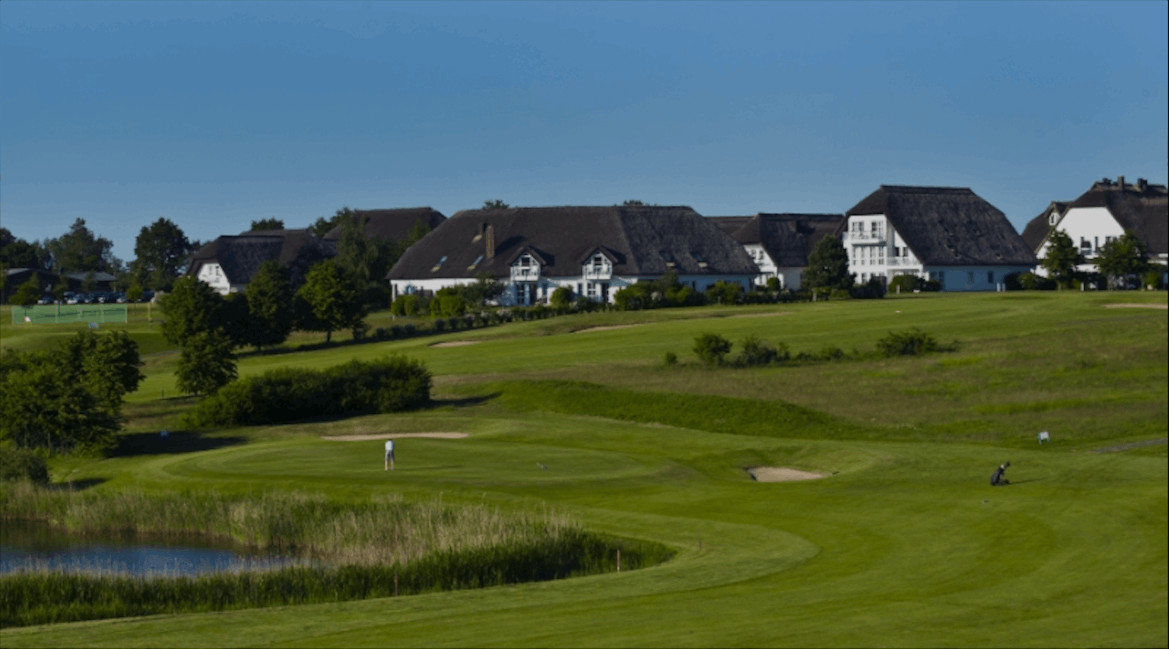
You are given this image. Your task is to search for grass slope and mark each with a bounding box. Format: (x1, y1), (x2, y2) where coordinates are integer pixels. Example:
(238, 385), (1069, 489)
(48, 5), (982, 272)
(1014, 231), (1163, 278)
(2, 292), (1166, 647)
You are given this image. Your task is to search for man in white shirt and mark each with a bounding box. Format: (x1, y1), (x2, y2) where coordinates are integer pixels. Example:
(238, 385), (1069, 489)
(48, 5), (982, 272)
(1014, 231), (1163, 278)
(385, 439), (395, 471)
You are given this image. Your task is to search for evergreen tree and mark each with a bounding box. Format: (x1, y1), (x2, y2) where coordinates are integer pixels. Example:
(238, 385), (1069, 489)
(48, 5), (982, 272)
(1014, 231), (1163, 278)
(804, 235), (853, 291)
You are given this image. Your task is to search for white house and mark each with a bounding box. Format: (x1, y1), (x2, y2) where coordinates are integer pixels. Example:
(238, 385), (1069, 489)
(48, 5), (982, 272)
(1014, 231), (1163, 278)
(841, 185), (1037, 291)
(1027, 176), (1168, 279)
(710, 214), (843, 289)
(387, 205), (759, 305)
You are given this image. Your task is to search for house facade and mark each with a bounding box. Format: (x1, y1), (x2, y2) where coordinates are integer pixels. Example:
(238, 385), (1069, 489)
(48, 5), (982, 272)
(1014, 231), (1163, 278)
(387, 205), (759, 305)
(1028, 177), (1168, 278)
(711, 213), (843, 289)
(841, 185), (1037, 291)
(187, 229), (330, 295)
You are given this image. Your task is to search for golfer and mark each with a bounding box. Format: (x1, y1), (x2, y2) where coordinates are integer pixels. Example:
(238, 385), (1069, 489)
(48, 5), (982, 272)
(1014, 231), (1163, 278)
(384, 439), (395, 471)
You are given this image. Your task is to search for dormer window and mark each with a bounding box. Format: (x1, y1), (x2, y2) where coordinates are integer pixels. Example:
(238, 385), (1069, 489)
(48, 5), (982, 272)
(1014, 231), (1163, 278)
(591, 254), (605, 271)
(692, 252), (708, 268)
(660, 251), (676, 268)
(1049, 214), (1058, 225)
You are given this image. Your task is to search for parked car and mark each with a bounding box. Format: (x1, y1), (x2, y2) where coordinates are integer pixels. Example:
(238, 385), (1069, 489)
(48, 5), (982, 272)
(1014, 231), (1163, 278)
(140, 290), (155, 303)
(37, 295), (54, 305)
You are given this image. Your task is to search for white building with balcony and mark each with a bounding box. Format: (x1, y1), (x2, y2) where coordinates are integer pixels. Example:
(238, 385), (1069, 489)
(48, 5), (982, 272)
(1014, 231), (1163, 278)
(710, 214), (843, 289)
(387, 205), (759, 305)
(841, 186), (1037, 291)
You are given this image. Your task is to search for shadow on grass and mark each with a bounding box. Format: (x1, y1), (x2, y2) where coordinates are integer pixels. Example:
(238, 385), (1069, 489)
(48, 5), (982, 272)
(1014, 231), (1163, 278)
(47, 478), (107, 492)
(1006, 478), (1044, 485)
(108, 431), (247, 458)
(427, 393), (501, 410)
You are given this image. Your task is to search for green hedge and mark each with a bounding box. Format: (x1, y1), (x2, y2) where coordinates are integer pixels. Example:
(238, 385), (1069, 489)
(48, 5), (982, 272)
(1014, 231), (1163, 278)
(185, 355), (431, 427)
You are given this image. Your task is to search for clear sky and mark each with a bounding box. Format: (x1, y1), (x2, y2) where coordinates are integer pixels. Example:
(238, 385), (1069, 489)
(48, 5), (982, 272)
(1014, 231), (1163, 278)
(2, 0), (1166, 263)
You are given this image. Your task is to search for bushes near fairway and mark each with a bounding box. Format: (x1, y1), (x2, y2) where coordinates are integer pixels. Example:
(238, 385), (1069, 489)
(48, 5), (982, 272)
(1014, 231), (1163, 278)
(185, 355), (431, 427)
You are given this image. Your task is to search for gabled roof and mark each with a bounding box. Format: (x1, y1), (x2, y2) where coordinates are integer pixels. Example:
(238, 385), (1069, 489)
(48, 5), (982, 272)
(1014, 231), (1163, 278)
(322, 208), (447, 242)
(844, 185), (1037, 266)
(187, 229), (329, 287)
(388, 205), (758, 281)
(1065, 178), (1168, 255)
(712, 214), (844, 267)
(1021, 201), (1070, 252)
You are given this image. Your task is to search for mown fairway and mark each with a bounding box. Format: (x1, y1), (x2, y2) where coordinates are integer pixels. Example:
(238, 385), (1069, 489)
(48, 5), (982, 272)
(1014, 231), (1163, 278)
(2, 292), (1166, 647)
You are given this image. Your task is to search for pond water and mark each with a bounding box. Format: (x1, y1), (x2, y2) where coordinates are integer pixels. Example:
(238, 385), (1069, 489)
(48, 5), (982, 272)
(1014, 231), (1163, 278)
(0, 519), (307, 577)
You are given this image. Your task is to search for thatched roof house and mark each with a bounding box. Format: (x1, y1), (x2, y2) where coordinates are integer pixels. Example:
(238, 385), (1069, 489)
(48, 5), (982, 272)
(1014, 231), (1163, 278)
(186, 229), (330, 295)
(388, 205), (758, 305)
(711, 213), (844, 289)
(842, 185), (1036, 291)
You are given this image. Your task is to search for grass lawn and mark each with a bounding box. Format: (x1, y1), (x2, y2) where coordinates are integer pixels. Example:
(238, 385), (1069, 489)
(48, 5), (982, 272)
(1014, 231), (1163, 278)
(2, 292), (1166, 647)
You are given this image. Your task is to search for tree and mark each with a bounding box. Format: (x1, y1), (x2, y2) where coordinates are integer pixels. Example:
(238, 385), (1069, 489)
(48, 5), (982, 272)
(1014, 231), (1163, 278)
(1040, 230), (1085, 289)
(309, 207), (354, 238)
(250, 218), (285, 231)
(0, 356), (119, 453)
(622, 199), (646, 206)
(704, 280), (743, 306)
(804, 235), (853, 291)
(1096, 231), (1150, 289)
(333, 213), (394, 309)
(175, 331), (237, 396)
(59, 330), (144, 416)
(160, 276), (227, 346)
(11, 276), (42, 306)
(1, 228), (49, 269)
(244, 260), (294, 350)
(456, 274), (506, 306)
(44, 218), (117, 274)
(131, 218), (194, 291)
(482, 199), (510, 210)
(296, 259), (363, 343)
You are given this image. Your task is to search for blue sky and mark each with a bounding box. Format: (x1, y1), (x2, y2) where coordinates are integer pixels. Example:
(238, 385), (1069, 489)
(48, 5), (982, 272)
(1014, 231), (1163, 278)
(2, 0), (1166, 263)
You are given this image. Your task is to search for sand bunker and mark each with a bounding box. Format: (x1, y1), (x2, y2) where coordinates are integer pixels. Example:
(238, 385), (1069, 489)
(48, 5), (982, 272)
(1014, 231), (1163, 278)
(321, 432), (469, 441)
(574, 324), (641, 333)
(1103, 303), (1167, 310)
(746, 466), (827, 482)
(429, 341), (481, 348)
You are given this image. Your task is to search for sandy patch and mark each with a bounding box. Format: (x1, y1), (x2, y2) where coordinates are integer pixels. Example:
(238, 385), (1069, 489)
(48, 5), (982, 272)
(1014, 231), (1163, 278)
(746, 466), (828, 482)
(321, 432), (469, 441)
(429, 341), (481, 348)
(1103, 303), (1168, 310)
(574, 324), (641, 333)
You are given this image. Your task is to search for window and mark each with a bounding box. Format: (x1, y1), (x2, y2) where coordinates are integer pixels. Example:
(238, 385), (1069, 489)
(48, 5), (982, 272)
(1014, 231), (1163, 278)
(967, 271), (975, 284)
(987, 271), (994, 284)
(467, 254), (483, 270)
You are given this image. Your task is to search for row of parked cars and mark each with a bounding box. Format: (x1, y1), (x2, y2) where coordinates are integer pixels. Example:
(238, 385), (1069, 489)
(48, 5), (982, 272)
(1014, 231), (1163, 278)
(36, 290), (155, 305)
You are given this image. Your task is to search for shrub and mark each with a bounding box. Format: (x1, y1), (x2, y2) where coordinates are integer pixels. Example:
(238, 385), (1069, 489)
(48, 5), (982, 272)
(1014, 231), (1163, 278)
(664, 351), (678, 366)
(888, 275), (919, 294)
(693, 333), (733, 365)
(185, 355), (431, 427)
(817, 345), (846, 361)
(876, 328), (939, 357)
(0, 445), (49, 485)
(737, 335), (782, 366)
(1011, 272), (1056, 291)
(432, 319), (446, 333)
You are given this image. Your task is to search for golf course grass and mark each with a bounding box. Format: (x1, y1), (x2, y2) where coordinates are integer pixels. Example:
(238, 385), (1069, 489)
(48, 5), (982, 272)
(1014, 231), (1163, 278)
(1, 291), (1166, 647)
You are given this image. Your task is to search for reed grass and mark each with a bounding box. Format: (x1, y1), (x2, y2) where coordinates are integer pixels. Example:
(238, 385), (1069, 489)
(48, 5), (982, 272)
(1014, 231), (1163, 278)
(0, 483), (673, 626)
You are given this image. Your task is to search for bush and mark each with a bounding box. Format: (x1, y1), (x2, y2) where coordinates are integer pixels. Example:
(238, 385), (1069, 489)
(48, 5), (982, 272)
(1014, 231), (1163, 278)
(0, 445), (49, 485)
(737, 335), (784, 366)
(1010, 272), (1057, 291)
(664, 351), (678, 366)
(817, 345), (846, 361)
(693, 333), (733, 365)
(185, 355), (431, 427)
(876, 328), (939, 357)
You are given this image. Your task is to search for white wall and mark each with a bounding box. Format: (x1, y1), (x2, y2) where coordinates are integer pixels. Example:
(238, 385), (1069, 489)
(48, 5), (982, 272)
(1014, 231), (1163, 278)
(195, 263), (234, 295)
(1034, 207), (1125, 275)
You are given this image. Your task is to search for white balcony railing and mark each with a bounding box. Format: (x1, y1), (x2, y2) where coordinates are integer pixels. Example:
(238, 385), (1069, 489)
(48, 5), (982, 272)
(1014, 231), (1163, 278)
(510, 267), (540, 281)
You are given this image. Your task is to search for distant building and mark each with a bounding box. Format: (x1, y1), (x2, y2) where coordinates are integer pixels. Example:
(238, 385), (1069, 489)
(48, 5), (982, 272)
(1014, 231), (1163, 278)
(186, 229), (330, 295)
(841, 185), (1037, 291)
(1027, 176), (1168, 278)
(387, 205), (759, 305)
(710, 213), (844, 289)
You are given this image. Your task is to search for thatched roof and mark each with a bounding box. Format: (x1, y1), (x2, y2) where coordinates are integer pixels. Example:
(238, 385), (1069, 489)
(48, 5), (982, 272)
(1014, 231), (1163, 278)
(322, 208), (447, 242)
(1021, 201), (1070, 252)
(845, 185), (1037, 266)
(712, 214), (844, 267)
(1067, 178), (1168, 255)
(388, 206), (758, 280)
(187, 229), (330, 288)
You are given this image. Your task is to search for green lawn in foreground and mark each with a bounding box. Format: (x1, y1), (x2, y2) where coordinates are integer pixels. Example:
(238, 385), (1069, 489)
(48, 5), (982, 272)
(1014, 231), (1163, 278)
(2, 292), (1166, 647)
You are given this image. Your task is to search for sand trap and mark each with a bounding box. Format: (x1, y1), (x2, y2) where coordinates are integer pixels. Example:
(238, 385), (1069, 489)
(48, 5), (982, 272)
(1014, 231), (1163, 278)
(574, 324), (641, 333)
(746, 466), (827, 482)
(321, 432), (469, 441)
(429, 341), (481, 348)
(1103, 303), (1168, 310)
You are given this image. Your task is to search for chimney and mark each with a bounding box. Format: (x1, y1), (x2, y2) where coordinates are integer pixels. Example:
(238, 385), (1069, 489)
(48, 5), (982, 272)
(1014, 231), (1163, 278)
(1117, 175), (1125, 190)
(485, 225), (495, 260)
(1137, 178), (1148, 192)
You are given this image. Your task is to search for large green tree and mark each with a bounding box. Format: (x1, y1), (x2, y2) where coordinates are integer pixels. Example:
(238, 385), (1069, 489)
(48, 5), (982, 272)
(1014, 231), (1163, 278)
(309, 207), (355, 238)
(244, 260), (294, 350)
(1040, 230), (1085, 289)
(59, 330), (144, 416)
(803, 235), (853, 291)
(11, 276), (43, 307)
(296, 259), (363, 343)
(1, 228), (49, 269)
(132, 218), (195, 291)
(44, 218), (119, 274)
(1096, 231), (1150, 290)
(159, 276), (227, 346)
(175, 331), (238, 396)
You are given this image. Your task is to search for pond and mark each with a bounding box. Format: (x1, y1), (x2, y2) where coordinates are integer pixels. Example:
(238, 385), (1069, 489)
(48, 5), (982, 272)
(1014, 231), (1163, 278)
(0, 519), (308, 577)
